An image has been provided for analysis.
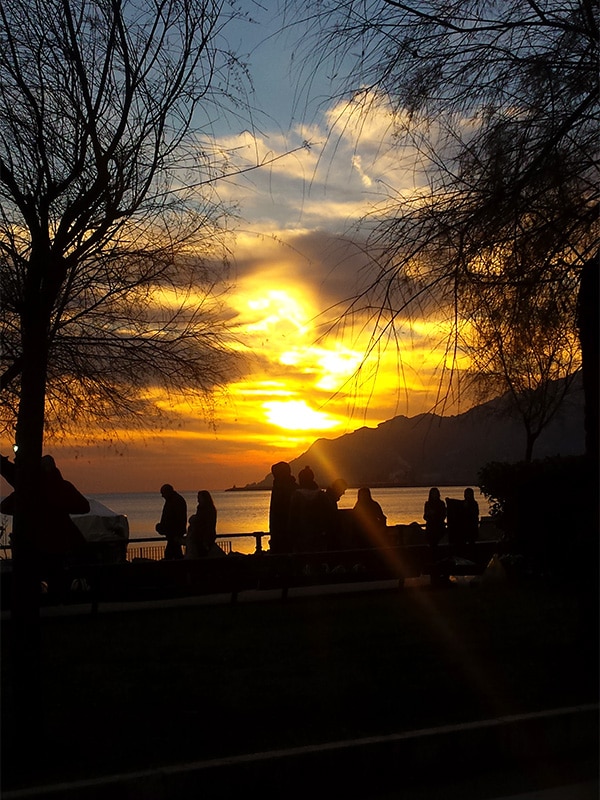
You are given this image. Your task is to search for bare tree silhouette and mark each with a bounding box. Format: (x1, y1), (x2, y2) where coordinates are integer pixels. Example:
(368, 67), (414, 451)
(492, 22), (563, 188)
(0, 0), (263, 766)
(287, 0), (598, 442)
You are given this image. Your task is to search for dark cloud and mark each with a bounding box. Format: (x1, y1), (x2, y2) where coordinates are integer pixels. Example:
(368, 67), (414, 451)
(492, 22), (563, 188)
(231, 228), (373, 307)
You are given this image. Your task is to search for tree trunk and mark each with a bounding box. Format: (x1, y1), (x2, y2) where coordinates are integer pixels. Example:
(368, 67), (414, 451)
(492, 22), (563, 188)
(575, 253), (599, 680)
(577, 254), (599, 463)
(523, 424), (537, 463)
(8, 306), (49, 776)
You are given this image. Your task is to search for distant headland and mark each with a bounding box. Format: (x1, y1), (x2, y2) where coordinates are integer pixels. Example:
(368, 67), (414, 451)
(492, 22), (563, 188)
(225, 484), (271, 492)
(225, 376), (584, 492)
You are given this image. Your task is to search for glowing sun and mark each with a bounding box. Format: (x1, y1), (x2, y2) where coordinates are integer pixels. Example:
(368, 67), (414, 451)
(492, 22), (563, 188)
(263, 400), (339, 431)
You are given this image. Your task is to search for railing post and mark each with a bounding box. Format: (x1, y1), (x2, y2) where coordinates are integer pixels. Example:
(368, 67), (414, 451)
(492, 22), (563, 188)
(254, 532), (263, 553)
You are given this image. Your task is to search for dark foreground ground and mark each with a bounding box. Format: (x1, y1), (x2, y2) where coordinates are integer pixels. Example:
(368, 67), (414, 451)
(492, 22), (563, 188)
(1, 579), (598, 793)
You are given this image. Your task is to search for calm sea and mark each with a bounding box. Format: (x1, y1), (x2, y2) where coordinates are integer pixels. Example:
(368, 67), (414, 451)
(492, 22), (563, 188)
(91, 486), (487, 555)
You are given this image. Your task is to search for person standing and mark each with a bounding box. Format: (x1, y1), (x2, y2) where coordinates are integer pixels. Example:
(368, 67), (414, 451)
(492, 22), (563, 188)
(0, 453), (90, 558)
(423, 487), (446, 548)
(156, 483), (187, 560)
(353, 487), (387, 548)
(1, 453), (91, 603)
(424, 487), (448, 585)
(268, 461), (297, 554)
(463, 487), (480, 545)
(289, 465), (321, 552)
(186, 490), (217, 558)
(318, 478), (349, 551)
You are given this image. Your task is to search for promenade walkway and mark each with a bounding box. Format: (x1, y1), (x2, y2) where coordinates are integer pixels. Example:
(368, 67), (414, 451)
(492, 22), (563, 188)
(3, 705), (598, 799)
(3, 577), (597, 798)
(1, 575), (435, 619)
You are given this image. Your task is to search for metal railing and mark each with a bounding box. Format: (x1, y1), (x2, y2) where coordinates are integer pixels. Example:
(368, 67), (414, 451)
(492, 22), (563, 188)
(3, 523), (493, 562)
(125, 532), (269, 561)
(126, 538), (234, 561)
(0, 532), (269, 561)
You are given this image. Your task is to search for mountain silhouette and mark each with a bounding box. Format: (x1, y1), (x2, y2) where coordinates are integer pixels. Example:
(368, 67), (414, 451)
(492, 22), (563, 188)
(235, 377), (585, 490)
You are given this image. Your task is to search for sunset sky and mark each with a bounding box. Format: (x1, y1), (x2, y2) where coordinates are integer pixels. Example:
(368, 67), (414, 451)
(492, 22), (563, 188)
(1, 3), (472, 495)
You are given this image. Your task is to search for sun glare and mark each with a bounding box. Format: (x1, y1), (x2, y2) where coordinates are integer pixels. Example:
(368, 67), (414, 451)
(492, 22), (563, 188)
(316, 348), (363, 390)
(245, 290), (308, 334)
(263, 400), (340, 431)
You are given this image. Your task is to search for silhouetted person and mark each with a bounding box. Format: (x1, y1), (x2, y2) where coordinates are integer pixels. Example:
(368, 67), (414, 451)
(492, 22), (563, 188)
(298, 465), (319, 490)
(353, 487), (387, 548)
(424, 487), (446, 548)
(424, 487), (448, 585)
(268, 461), (297, 554)
(289, 465), (321, 552)
(156, 483), (187, 560)
(1, 454), (90, 600)
(317, 478), (348, 551)
(1, 454), (89, 558)
(186, 490), (217, 558)
(446, 487), (480, 551)
(463, 487), (480, 545)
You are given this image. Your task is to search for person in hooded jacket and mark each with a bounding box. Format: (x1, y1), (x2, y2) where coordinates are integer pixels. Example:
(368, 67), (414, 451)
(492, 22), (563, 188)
(0, 453), (89, 558)
(1, 453), (91, 600)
